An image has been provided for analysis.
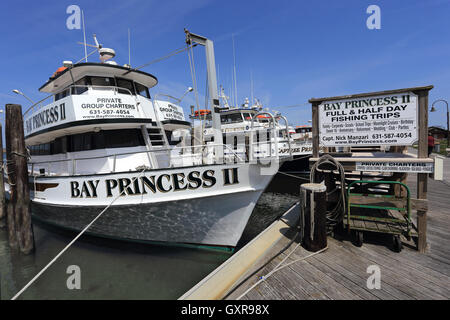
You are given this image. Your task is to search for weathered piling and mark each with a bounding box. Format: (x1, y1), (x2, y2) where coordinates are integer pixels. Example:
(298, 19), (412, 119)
(300, 183), (327, 252)
(0, 122), (5, 224)
(5, 104), (34, 254)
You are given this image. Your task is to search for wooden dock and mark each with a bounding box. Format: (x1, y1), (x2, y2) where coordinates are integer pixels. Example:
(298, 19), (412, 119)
(225, 174), (450, 300)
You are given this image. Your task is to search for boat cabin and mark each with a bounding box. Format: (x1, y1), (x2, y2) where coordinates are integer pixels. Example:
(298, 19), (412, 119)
(25, 62), (191, 175)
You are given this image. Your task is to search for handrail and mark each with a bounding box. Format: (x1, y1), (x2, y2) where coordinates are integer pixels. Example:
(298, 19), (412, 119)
(29, 143), (246, 166)
(278, 115), (292, 158)
(27, 142), (256, 177)
(249, 111), (278, 162)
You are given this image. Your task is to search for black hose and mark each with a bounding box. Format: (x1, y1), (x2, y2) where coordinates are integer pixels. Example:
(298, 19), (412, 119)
(310, 154), (346, 234)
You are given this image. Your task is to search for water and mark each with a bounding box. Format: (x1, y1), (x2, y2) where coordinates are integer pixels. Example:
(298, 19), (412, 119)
(0, 174), (300, 300)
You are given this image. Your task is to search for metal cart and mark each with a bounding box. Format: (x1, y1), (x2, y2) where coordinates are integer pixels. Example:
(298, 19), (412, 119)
(345, 180), (413, 252)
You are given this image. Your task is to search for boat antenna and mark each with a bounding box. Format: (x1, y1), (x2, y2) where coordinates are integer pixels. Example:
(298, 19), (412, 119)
(250, 70), (254, 106)
(128, 28), (131, 66)
(82, 10), (88, 62)
(232, 33), (238, 107)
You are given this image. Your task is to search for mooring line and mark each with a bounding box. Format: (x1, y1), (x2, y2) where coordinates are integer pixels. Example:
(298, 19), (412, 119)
(236, 245), (328, 300)
(11, 169), (147, 300)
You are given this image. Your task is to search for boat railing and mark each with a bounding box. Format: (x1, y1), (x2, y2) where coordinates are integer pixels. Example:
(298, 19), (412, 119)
(28, 142), (257, 177)
(24, 85), (135, 115)
(249, 112), (284, 162)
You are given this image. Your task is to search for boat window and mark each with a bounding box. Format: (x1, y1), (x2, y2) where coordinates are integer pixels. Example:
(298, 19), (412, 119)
(54, 88), (70, 101)
(116, 78), (135, 95)
(135, 82), (150, 98)
(29, 129), (146, 155)
(40, 143), (51, 155)
(70, 133), (94, 152)
(220, 113), (243, 124)
(105, 129), (145, 148)
(72, 77), (88, 95)
(51, 137), (64, 154)
(243, 113), (253, 120)
(90, 76), (115, 89)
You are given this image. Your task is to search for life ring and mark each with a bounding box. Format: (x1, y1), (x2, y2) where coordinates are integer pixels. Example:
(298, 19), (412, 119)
(194, 109), (211, 116)
(51, 66), (67, 78)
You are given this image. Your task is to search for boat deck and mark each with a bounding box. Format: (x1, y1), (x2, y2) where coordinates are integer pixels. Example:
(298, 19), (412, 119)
(225, 174), (450, 300)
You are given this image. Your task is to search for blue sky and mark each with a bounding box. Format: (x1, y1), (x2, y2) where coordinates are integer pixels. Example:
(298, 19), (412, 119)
(1, 0), (450, 127)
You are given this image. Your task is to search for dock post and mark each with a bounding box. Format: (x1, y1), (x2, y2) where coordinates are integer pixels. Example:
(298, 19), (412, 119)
(0, 122), (5, 224)
(5, 104), (34, 254)
(300, 183), (327, 252)
(415, 89), (429, 253)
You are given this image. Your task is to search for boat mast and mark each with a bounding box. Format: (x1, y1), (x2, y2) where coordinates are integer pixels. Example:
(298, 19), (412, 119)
(184, 29), (224, 153)
(232, 33), (238, 107)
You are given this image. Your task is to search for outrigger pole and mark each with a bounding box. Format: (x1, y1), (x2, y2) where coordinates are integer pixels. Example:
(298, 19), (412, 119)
(184, 29), (224, 156)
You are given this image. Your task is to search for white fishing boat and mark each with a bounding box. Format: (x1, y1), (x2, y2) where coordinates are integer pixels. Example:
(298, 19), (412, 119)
(188, 91), (315, 172)
(23, 30), (288, 251)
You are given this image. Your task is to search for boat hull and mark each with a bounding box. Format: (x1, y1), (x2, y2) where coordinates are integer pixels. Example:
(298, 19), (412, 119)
(30, 163), (276, 248)
(32, 190), (262, 248)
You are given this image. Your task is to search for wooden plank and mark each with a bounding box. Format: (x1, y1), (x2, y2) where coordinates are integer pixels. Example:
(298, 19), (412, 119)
(312, 250), (397, 300)
(349, 195), (406, 209)
(329, 240), (444, 299)
(307, 255), (380, 300)
(355, 244), (450, 299)
(308, 85), (433, 103)
(287, 260), (361, 300)
(322, 241), (416, 299)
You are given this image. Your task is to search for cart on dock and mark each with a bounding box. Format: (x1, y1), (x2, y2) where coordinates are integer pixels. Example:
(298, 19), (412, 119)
(345, 180), (417, 252)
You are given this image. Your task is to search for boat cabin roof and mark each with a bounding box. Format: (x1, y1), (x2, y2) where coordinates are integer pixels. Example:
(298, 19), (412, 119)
(39, 63), (158, 93)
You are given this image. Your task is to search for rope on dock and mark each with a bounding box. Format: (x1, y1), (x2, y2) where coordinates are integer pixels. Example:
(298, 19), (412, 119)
(236, 243), (328, 300)
(310, 154), (346, 234)
(10, 169), (147, 300)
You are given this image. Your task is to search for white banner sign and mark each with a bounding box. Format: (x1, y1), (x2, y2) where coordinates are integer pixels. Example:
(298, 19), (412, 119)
(24, 94), (144, 136)
(356, 161), (433, 173)
(76, 95), (139, 120)
(154, 100), (185, 122)
(319, 92), (418, 147)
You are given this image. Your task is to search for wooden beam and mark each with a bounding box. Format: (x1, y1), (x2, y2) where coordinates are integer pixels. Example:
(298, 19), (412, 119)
(415, 89), (430, 253)
(5, 104), (34, 254)
(312, 102), (320, 158)
(0, 123), (5, 222)
(309, 85), (434, 103)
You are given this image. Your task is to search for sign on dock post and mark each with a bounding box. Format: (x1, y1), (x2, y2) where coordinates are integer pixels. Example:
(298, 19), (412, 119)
(309, 85), (434, 253)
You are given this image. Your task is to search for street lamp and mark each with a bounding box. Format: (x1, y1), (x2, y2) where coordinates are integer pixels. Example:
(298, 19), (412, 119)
(155, 87), (193, 104)
(430, 99), (449, 147)
(12, 89), (35, 105)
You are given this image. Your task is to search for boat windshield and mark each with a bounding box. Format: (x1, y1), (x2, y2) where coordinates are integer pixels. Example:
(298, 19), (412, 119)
(221, 113), (243, 124)
(53, 76), (151, 102)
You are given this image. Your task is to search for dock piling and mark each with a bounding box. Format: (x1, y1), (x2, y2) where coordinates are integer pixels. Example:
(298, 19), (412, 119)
(5, 104), (34, 254)
(300, 183), (327, 252)
(0, 122), (5, 224)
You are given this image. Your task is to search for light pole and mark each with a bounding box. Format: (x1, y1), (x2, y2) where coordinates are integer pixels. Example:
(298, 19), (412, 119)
(430, 99), (449, 147)
(155, 87), (193, 104)
(12, 89), (35, 105)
